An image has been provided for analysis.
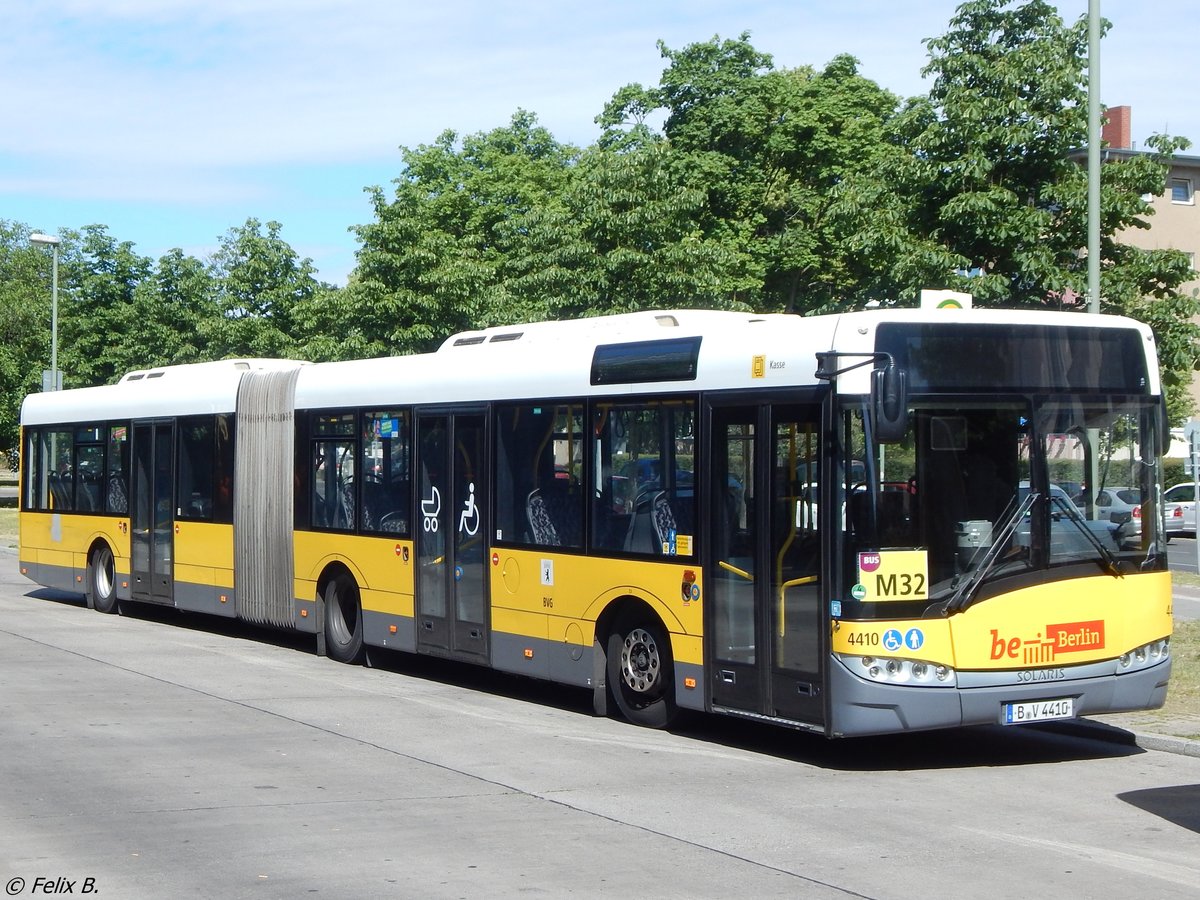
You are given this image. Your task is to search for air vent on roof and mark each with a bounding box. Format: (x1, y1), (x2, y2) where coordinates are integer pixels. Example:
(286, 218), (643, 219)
(654, 315), (679, 327)
(453, 336), (487, 346)
(146, 371), (164, 379)
(489, 332), (523, 343)
(126, 374), (145, 381)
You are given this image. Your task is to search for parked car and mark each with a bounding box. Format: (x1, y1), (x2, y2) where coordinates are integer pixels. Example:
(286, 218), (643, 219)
(1164, 501), (1187, 538)
(1014, 482), (1122, 553)
(1086, 485), (1181, 544)
(1163, 482), (1197, 535)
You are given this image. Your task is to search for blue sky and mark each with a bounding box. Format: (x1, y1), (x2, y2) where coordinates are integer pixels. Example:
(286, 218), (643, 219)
(2, 1), (1194, 286)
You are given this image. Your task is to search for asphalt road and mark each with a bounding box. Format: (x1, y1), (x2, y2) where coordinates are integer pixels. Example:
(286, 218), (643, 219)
(1169, 534), (1200, 574)
(1, 546), (1198, 899)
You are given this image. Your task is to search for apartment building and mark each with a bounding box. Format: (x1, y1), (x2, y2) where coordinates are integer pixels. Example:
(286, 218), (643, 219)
(1101, 106), (1200, 296)
(1097, 107), (1200, 414)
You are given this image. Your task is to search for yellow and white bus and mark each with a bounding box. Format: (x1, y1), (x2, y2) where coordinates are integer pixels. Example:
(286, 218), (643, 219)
(18, 307), (1173, 737)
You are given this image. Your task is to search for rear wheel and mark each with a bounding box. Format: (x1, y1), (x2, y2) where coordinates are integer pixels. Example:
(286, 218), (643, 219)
(324, 572), (364, 664)
(87, 544), (118, 615)
(607, 614), (677, 728)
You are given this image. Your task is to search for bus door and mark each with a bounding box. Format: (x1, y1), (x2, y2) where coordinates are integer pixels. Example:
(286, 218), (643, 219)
(706, 401), (825, 725)
(131, 420), (174, 605)
(414, 410), (489, 663)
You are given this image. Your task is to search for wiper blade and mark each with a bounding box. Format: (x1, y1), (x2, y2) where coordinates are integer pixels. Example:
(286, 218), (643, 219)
(1049, 495), (1122, 577)
(944, 491), (1038, 616)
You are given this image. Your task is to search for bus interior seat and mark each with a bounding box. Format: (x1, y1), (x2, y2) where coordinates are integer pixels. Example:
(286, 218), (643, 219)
(107, 475), (128, 514)
(339, 481), (355, 530)
(526, 488), (560, 546)
(625, 490), (676, 554)
(526, 480), (582, 547)
(78, 474), (102, 512)
(48, 473), (72, 510)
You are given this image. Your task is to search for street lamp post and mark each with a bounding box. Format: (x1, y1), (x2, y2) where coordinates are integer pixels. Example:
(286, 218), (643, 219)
(30, 233), (61, 392)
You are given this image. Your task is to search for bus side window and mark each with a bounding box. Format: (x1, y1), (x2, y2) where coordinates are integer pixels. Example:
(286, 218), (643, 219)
(106, 424), (130, 515)
(361, 410), (410, 535)
(177, 417), (215, 520)
(494, 402), (583, 548)
(43, 429), (74, 511)
(310, 413), (357, 531)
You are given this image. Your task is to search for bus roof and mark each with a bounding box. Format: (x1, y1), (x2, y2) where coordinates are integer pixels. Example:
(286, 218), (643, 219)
(20, 359), (304, 426)
(20, 307), (1158, 425)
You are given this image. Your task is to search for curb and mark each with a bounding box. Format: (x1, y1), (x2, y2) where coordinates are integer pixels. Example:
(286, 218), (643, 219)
(1045, 718), (1200, 758)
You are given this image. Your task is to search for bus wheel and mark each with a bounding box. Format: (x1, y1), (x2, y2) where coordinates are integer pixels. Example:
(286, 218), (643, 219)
(87, 544), (118, 615)
(323, 572), (364, 664)
(607, 615), (677, 729)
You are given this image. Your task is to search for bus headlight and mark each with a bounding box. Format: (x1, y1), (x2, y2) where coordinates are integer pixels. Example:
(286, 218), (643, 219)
(837, 653), (957, 687)
(1118, 638), (1170, 673)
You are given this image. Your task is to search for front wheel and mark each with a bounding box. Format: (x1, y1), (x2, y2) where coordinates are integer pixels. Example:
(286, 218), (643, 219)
(323, 572), (364, 664)
(606, 615), (677, 728)
(87, 544), (119, 614)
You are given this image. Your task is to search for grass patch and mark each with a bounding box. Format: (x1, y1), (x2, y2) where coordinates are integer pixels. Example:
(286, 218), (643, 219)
(1172, 570), (1200, 590)
(1163, 618), (1200, 725)
(0, 508), (17, 548)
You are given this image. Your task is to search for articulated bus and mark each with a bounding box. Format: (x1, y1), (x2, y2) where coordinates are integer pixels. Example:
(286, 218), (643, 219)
(18, 307), (1172, 737)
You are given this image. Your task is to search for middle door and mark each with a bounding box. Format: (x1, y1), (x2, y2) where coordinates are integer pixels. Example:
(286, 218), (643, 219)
(415, 411), (489, 662)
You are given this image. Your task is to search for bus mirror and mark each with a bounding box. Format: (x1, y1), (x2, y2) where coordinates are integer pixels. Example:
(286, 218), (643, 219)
(872, 363), (908, 444)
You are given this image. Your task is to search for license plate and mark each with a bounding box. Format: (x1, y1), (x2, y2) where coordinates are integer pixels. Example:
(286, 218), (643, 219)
(1002, 697), (1074, 725)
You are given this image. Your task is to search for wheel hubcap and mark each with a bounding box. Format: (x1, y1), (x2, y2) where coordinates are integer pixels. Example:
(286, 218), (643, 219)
(95, 550), (113, 597)
(620, 627), (661, 693)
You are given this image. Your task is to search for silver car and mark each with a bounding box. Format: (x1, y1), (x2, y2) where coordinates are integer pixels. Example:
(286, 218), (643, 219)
(1163, 483), (1197, 536)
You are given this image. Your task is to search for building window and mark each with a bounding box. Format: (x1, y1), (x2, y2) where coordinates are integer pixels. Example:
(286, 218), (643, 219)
(1170, 177), (1194, 205)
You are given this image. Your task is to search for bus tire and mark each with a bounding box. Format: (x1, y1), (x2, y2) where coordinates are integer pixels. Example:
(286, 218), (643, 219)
(323, 572), (364, 665)
(606, 614), (677, 729)
(87, 543), (119, 615)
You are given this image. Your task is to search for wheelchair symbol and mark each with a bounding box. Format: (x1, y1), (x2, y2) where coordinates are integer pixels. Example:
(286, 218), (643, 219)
(459, 482), (480, 536)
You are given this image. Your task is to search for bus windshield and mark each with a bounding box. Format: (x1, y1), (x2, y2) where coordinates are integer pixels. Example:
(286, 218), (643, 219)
(841, 394), (1166, 618)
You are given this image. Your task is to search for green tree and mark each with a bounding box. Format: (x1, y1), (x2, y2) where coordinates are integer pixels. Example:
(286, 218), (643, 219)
(347, 111), (579, 355)
(114, 248), (220, 373)
(59, 225), (153, 388)
(501, 141), (753, 318)
(599, 35), (906, 313)
(0, 221), (55, 455)
(209, 218), (318, 359)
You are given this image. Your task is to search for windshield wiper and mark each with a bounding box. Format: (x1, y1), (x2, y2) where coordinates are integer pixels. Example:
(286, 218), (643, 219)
(943, 491), (1038, 616)
(1048, 495), (1123, 577)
